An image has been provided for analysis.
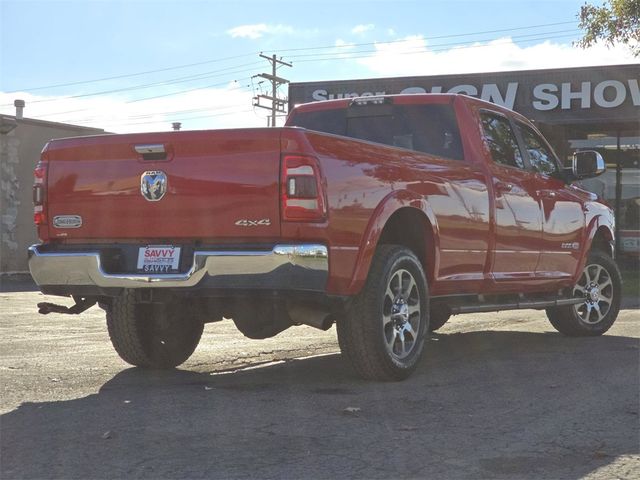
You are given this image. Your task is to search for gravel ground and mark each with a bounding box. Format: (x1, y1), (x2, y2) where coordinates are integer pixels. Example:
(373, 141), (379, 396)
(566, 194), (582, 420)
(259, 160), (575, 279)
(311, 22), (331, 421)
(0, 287), (638, 479)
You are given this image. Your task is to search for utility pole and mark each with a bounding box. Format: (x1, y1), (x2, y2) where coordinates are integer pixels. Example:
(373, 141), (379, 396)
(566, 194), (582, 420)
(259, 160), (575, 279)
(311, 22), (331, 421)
(253, 53), (291, 127)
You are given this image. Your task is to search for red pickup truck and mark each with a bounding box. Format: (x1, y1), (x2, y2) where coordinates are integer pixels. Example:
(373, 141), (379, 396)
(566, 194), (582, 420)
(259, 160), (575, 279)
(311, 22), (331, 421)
(29, 94), (621, 380)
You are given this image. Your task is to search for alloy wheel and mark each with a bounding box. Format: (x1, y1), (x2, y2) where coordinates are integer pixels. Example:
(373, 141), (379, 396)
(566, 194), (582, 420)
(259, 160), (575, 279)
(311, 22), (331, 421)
(382, 268), (422, 360)
(573, 262), (615, 324)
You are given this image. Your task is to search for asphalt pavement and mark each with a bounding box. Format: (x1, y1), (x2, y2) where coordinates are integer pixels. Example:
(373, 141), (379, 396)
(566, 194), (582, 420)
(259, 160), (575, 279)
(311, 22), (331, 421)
(0, 287), (638, 479)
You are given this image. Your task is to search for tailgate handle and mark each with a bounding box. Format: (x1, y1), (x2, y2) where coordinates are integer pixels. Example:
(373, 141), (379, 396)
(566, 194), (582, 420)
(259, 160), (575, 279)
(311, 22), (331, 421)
(134, 144), (167, 161)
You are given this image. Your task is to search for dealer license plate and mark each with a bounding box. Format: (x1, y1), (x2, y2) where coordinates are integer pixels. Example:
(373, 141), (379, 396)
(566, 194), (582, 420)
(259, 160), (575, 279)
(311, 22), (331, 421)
(137, 246), (181, 273)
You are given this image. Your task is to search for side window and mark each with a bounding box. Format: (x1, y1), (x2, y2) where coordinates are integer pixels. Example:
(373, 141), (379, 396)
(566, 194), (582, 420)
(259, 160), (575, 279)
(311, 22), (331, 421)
(517, 123), (559, 176)
(392, 104), (464, 160)
(346, 104), (464, 160)
(480, 112), (525, 169)
(289, 103), (463, 161)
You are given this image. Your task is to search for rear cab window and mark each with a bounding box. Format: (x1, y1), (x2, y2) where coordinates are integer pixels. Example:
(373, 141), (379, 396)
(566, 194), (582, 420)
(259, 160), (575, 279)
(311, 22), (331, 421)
(288, 100), (464, 161)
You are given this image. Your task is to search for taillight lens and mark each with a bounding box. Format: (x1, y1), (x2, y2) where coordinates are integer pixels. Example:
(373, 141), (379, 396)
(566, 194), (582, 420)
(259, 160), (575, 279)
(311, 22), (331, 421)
(281, 155), (326, 222)
(33, 161), (47, 225)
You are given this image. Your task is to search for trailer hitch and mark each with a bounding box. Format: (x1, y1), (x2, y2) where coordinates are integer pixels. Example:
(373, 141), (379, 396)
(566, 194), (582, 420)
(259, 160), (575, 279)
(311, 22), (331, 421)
(37, 296), (97, 315)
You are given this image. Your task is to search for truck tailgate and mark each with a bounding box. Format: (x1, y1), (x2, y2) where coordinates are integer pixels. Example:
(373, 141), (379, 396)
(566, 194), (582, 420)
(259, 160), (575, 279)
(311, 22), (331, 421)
(45, 129), (282, 241)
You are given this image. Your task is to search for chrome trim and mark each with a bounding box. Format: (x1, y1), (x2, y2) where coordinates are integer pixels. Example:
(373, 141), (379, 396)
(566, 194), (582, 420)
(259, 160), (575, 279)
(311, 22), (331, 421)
(53, 215), (83, 229)
(140, 170), (167, 202)
(28, 244), (328, 291)
(134, 144), (165, 154)
(286, 166), (314, 175)
(572, 150), (606, 179)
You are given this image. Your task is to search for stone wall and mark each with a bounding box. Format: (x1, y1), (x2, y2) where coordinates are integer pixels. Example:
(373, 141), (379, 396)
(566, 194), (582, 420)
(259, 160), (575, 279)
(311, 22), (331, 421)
(0, 119), (105, 273)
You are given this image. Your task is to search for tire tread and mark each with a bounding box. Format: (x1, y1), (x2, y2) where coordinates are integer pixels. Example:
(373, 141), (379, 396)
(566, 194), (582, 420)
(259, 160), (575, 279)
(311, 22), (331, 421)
(106, 290), (203, 369)
(106, 291), (153, 367)
(546, 250), (621, 337)
(337, 245), (428, 381)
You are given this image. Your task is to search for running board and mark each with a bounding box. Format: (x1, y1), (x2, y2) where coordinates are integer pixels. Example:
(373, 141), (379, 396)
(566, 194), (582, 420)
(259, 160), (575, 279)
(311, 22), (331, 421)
(449, 297), (583, 315)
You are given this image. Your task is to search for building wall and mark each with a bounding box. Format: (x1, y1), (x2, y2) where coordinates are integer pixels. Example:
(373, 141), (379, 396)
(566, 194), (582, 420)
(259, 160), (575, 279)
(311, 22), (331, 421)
(0, 119), (105, 273)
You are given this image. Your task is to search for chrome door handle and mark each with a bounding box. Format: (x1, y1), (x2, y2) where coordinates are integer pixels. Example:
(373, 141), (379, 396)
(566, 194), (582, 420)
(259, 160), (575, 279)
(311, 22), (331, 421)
(537, 190), (557, 198)
(495, 181), (514, 193)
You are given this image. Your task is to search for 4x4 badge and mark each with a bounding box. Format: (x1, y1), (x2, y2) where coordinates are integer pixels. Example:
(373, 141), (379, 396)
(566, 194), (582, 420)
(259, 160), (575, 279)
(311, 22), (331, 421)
(235, 219), (271, 227)
(140, 171), (167, 201)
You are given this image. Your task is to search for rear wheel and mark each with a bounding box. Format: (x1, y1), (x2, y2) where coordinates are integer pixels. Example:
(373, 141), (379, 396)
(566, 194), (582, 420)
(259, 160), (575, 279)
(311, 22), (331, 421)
(546, 250), (621, 336)
(106, 290), (204, 368)
(337, 245), (428, 381)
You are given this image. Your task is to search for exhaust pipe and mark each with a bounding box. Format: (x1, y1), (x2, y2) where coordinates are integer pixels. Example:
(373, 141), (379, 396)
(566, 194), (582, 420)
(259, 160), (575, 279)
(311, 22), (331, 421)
(287, 302), (333, 331)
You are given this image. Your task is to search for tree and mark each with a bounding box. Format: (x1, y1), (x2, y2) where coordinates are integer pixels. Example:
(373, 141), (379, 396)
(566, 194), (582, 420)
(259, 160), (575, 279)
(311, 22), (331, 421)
(577, 0), (640, 56)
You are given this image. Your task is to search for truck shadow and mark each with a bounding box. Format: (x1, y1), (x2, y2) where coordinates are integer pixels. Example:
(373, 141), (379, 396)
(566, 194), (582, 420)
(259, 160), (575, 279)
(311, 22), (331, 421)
(2, 330), (638, 479)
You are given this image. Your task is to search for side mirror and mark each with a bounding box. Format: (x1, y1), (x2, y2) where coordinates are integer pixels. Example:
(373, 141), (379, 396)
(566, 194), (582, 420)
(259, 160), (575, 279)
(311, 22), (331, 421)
(572, 150), (606, 179)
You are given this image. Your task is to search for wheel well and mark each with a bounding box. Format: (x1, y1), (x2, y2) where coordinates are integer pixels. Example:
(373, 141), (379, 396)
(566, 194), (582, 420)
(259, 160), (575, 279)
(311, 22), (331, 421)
(591, 227), (614, 257)
(377, 208), (435, 282)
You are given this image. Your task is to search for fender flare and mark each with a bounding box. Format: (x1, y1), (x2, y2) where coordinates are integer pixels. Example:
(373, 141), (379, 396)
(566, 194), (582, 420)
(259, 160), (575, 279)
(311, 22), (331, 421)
(346, 189), (438, 295)
(572, 214), (615, 282)
(585, 214), (615, 256)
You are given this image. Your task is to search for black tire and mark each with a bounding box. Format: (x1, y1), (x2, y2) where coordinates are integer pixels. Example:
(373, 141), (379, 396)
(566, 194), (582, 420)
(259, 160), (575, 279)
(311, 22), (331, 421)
(546, 250), (622, 336)
(337, 245), (429, 381)
(428, 305), (451, 332)
(106, 290), (204, 369)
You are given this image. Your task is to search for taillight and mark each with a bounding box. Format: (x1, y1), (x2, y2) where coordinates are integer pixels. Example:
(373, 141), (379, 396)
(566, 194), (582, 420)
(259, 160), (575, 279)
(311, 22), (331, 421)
(33, 160), (47, 225)
(281, 155), (326, 222)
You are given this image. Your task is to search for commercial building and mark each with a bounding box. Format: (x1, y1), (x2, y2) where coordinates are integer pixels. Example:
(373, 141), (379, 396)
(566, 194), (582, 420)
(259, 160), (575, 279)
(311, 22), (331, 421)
(0, 103), (106, 274)
(289, 64), (640, 258)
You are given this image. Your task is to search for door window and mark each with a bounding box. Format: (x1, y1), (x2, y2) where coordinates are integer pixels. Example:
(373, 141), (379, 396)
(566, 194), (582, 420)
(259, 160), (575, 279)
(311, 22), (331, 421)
(480, 112), (525, 169)
(518, 123), (560, 176)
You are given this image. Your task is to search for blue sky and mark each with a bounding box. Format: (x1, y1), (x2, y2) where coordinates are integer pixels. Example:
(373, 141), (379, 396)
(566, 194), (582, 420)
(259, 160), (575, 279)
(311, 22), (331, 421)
(1, 0), (637, 132)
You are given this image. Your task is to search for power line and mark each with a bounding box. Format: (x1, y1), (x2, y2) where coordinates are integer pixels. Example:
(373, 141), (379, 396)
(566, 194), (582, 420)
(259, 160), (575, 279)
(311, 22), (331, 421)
(277, 21), (577, 54)
(293, 32), (580, 64)
(97, 108), (255, 128)
(4, 20), (576, 94)
(28, 27), (577, 110)
(53, 29), (576, 109)
(2, 63), (261, 107)
(5, 53), (258, 93)
(9, 29), (578, 123)
(36, 80), (250, 119)
(4, 22), (585, 127)
(25, 78), (253, 119)
(125, 78), (252, 104)
(286, 29), (579, 60)
(56, 83), (253, 124)
(54, 104), (233, 122)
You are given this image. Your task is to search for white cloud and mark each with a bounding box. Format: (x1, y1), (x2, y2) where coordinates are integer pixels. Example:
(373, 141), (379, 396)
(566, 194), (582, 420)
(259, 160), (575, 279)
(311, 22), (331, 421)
(0, 83), (269, 134)
(227, 23), (294, 40)
(356, 36), (637, 76)
(351, 24), (374, 35)
(4, 37), (635, 134)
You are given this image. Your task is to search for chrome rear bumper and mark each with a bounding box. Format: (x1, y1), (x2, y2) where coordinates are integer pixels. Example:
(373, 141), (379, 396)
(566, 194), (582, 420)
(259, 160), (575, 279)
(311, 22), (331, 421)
(28, 244), (328, 291)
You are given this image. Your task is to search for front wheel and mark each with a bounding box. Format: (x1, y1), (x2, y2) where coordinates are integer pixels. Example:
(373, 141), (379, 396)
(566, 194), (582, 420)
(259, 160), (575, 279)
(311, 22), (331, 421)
(337, 245), (428, 381)
(546, 250), (622, 336)
(106, 291), (204, 369)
